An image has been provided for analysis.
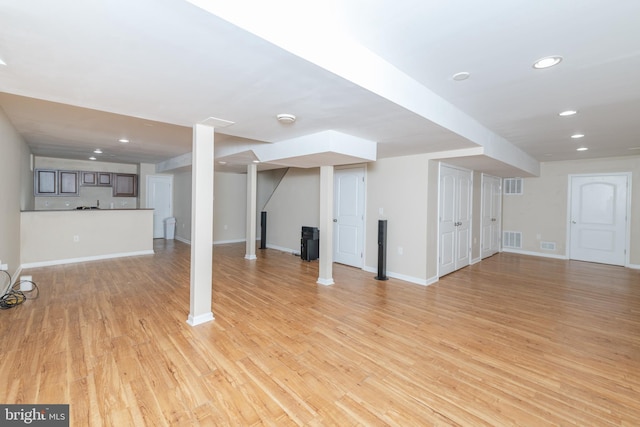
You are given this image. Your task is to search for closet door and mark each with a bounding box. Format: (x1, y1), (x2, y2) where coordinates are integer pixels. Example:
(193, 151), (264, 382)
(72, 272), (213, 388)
(481, 174), (502, 259)
(454, 170), (471, 269)
(439, 165), (472, 277)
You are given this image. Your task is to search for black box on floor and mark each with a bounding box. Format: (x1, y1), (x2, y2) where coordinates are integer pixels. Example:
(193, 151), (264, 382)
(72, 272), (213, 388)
(301, 226), (319, 261)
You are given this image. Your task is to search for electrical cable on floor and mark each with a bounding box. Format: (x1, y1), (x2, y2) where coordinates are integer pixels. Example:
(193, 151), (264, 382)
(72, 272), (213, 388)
(0, 270), (39, 310)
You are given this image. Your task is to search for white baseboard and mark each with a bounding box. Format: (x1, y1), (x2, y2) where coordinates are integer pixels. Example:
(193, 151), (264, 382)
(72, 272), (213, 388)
(186, 312), (215, 326)
(213, 238), (246, 245)
(1, 265), (23, 295)
(363, 266), (437, 287)
(265, 244), (299, 255)
(173, 237), (248, 246)
(316, 278), (334, 286)
(172, 239), (298, 256)
(501, 248), (569, 260)
(470, 256), (482, 265)
(504, 249), (640, 270)
(21, 250), (155, 269)
(12, 266), (23, 286)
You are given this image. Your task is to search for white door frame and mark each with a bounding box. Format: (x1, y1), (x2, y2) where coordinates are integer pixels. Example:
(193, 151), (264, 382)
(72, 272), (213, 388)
(146, 174), (174, 238)
(333, 166), (366, 268)
(437, 163), (473, 277)
(481, 173), (502, 259)
(566, 172), (631, 266)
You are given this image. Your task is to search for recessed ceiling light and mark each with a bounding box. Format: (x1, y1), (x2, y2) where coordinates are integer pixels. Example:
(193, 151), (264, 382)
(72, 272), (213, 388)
(218, 161), (227, 165)
(571, 134), (585, 139)
(94, 148), (103, 154)
(89, 156), (97, 160)
(533, 56), (563, 69)
(252, 160), (260, 164)
(576, 147), (588, 151)
(559, 110), (577, 116)
(452, 71), (470, 81)
(118, 138), (129, 144)
(276, 113), (296, 124)
(0, 57), (6, 66)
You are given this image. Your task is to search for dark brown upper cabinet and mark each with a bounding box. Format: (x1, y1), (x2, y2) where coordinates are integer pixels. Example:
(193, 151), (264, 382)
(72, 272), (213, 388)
(112, 173), (138, 197)
(34, 169), (79, 196)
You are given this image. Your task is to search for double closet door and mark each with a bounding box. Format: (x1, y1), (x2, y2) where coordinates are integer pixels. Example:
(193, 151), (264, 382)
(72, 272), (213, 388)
(439, 165), (472, 277)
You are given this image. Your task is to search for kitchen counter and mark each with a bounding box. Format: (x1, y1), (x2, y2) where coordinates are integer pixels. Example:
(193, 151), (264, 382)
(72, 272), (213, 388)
(21, 209), (154, 267)
(22, 208), (153, 212)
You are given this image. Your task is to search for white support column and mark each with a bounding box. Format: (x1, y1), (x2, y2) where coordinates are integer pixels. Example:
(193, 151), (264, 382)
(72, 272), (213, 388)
(317, 165), (334, 285)
(245, 163), (257, 260)
(187, 124), (215, 326)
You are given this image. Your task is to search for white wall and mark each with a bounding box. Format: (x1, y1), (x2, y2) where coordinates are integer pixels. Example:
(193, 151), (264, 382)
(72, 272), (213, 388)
(257, 168), (288, 212)
(0, 107), (32, 280)
(258, 157), (444, 284)
(502, 156), (640, 265)
(172, 170), (247, 244)
(262, 168), (320, 252)
(213, 171), (247, 243)
(138, 162), (157, 209)
(366, 155), (432, 283)
(173, 170), (192, 242)
(20, 209), (153, 266)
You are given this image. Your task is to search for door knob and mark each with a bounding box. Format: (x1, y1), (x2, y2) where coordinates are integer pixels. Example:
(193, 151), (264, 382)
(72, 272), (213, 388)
(571, 220), (576, 224)
(333, 219), (337, 222)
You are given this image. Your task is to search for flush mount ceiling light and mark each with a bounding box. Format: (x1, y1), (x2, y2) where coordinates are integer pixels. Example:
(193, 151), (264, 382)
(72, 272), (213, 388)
(452, 71), (470, 81)
(118, 138), (129, 144)
(276, 113), (296, 124)
(559, 110), (577, 116)
(576, 147), (588, 151)
(571, 133), (585, 139)
(93, 148), (103, 154)
(533, 55), (563, 69)
(89, 156), (97, 160)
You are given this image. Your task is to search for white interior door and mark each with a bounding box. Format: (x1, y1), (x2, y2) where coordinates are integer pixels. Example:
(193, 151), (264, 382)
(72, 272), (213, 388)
(481, 174), (502, 259)
(147, 175), (173, 238)
(455, 169), (471, 269)
(333, 167), (365, 267)
(439, 171), (457, 276)
(569, 174), (628, 266)
(439, 165), (472, 276)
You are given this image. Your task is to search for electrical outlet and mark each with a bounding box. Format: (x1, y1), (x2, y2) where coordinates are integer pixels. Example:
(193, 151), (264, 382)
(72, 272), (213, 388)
(0, 263), (8, 271)
(398, 246), (403, 255)
(73, 235), (80, 242)
(20, 276), (33, 291)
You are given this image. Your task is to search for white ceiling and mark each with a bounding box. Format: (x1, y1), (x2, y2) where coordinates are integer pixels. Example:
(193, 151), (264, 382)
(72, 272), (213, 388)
(1, 0), (639, 176)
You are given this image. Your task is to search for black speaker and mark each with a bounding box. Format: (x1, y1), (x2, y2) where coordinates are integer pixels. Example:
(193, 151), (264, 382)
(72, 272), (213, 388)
(375, 220), (388, 280)
(260, 211), (267, 249)
(301, 226), (319, 261)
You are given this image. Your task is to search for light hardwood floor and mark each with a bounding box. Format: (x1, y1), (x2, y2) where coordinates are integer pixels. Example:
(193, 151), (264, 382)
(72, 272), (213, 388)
(1, 240), (639, 426)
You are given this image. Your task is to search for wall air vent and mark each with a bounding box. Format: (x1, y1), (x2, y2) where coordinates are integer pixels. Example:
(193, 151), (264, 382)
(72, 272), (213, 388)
(503, 231), (522, 249)
(503, 178), (523, 195)
(540, 241), (556, 251)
